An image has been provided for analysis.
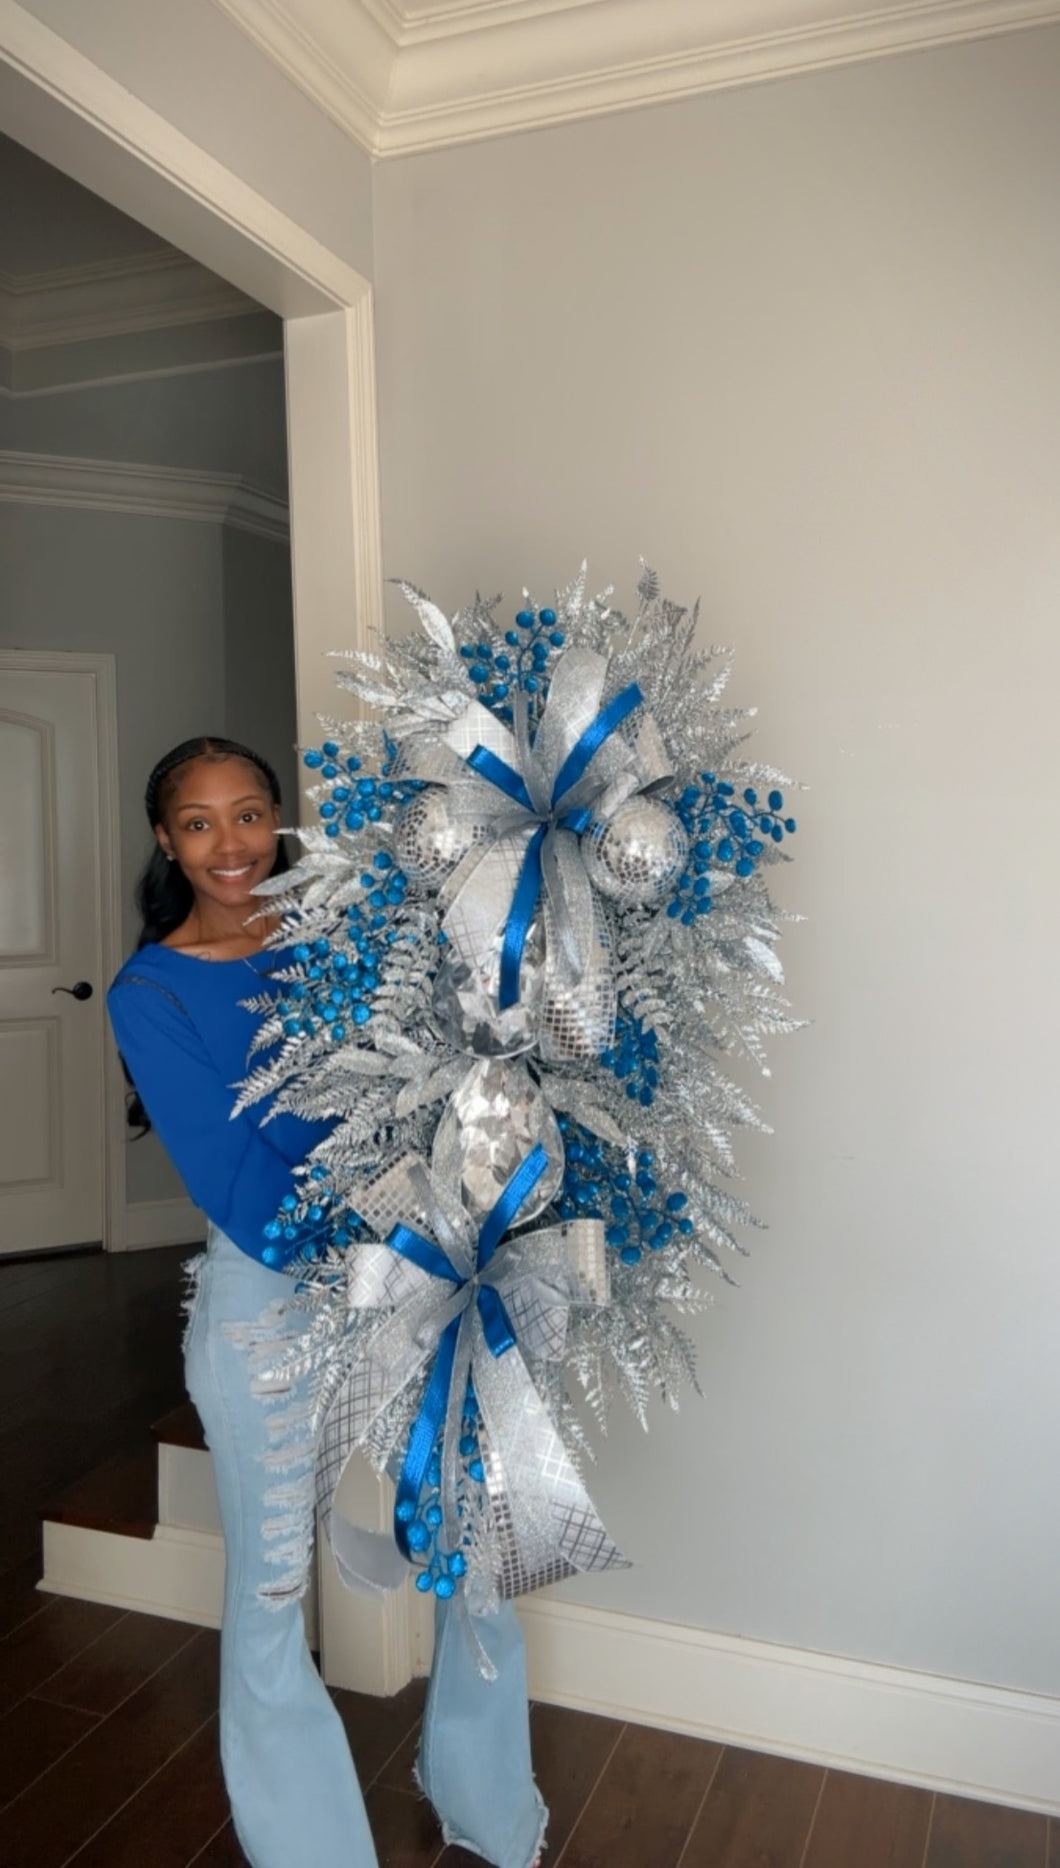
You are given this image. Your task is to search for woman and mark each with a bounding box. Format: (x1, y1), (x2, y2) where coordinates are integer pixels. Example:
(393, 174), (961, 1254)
(109, 737), (545, 1868)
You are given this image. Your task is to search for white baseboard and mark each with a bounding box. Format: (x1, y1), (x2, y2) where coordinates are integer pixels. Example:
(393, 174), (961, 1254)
(44, 1442), (1060, 1815)
(515, 1595), (1060, 1818)
(41, 1513), (319, 1646)
(42, 1519), (225, 1628)
(123, 1196), (205, 1250)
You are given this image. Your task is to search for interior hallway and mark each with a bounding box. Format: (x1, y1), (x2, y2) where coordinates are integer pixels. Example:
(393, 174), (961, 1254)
(0, 1247), (1052, 1867)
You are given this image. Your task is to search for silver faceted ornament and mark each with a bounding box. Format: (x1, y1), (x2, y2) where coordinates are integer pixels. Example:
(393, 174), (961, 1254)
(394, 789), (487, 886)
(581, 797), (688, 906)
(432, 1057), (564, 1224)
(432, 921), (544, 1058)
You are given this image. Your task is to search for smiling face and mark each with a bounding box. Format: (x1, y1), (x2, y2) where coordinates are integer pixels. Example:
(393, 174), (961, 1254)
(154, 755), (281, 925)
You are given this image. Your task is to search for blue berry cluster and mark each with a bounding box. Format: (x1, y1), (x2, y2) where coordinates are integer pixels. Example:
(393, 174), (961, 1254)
(258, 850), (414, 1267)
(667, 777), (798, 926)
(601, 1008), (661, 1107)
(262, 1166), (365, 1268)
(457, 605), (566, 727)
(554, 1117), (693, 1266)
(399, 1384), (484, 1598)
(277, 852), (406, 1047)
(303, 739), (416, 838)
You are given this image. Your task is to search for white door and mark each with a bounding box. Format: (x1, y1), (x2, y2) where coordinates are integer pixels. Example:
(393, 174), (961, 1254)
(0, 664), (106, 1253)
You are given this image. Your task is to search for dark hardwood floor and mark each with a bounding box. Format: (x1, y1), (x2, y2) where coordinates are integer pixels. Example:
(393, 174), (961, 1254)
(1, 1245), (1054, 1866)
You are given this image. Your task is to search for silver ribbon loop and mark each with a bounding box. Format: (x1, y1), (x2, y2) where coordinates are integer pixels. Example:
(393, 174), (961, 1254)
(404, 651), (671, 1033)
(302, 1152), (626, 1603)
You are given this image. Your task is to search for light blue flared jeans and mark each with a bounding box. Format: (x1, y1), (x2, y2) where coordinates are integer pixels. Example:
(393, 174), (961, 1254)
(185, 1225), (546, 1868)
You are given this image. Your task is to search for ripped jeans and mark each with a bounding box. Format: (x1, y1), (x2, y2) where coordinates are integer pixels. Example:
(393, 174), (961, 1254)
(184, 1225), (546, 1868)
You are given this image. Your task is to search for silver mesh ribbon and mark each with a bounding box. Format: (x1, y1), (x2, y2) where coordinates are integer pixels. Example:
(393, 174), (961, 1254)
(310, 1152), (627, 1603)
(397, 648), (671, 1059)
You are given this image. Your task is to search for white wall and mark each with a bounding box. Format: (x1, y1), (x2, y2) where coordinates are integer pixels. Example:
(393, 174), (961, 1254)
(371, 27), (1060, 1698)
(222, 526), (298, 814)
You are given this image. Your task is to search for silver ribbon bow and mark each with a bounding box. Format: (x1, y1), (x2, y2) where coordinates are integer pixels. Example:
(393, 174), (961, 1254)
(403, 646), (673, 1058)
(312, 1152), (628, 1607)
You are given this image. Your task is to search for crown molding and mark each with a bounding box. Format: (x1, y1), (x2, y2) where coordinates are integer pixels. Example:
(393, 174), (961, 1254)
(0, 0), (369, 315)
(210, 0), (1060, 155)
(359, 0), (600, 44)
(0, 248), (265, 352)
(0, 347), (285, 401)
(0, 449), (289, 541)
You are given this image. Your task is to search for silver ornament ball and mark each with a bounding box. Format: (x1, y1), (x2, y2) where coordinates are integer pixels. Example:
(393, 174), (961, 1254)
(582, 796), (688, 905)
(394, 789), (485, 886)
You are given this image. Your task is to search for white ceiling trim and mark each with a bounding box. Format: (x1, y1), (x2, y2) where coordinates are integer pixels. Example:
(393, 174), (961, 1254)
(360, 0), (604, 44)
(0, 350), (284, 402)
(210, 0), (1060, 155)
(0, 249), (263, 352)
(0, 449), (290, 541)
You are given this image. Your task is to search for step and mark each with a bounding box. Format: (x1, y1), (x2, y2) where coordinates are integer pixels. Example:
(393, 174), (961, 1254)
(154, 1403), (221, 1538)
(40, 1444), (158, 1541)
(40, 1400), (314, 1642)
(35, 1407), (421, 1680)
(152, 1400), (206, 1451)
(40, 1402), (227, 1629)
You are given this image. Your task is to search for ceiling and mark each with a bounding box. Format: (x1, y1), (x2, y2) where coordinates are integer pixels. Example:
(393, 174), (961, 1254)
(211, 0), (1060, 155)
(0, 135), (277, 395)
(0, 133), (167, 277)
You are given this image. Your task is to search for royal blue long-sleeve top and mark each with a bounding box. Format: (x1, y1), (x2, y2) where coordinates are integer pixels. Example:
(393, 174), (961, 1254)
(108, 944), (327, 1267)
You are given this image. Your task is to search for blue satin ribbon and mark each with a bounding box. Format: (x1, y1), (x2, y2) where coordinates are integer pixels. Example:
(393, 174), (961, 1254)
(499, 825), (546, 1009)
(477, 1142), (549, 1264)
(551, 682), (643, 808)
(466, 744), (535, 811)
(394, 1314), (459, 1551)
(389, 1144), (548, 1559)
(468, 682), (644, 1009)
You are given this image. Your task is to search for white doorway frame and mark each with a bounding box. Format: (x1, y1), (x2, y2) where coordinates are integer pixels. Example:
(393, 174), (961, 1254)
(0, 1), (384, 1248)
(0, 0), (399, 1692)
(0, 649), (123, 1248)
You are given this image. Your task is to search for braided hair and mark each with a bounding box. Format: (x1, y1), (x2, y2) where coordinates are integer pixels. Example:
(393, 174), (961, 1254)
(125, 737), (290, 1133)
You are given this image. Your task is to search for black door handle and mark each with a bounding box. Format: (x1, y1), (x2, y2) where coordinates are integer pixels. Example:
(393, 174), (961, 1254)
(52, 981), (94, 1001)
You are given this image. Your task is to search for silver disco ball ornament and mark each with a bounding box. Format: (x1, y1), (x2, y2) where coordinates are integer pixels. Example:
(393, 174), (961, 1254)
(394, 789), (486, 886)
(581, 797), (688, 905)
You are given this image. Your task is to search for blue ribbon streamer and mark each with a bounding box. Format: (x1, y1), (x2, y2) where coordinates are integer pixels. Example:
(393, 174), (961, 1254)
(477, 1142), (548, 1265)
(499, 825), (546, 1009)
(388, 1222), (462, 1285)
(394, 1315), (459, 1555)
(466, 744), (535, 812)
(467, 684), (644, 1009)
(550, 682), (643, 807)
(388, 1145), (548, 1560)
(475, 1284), (517, 1358)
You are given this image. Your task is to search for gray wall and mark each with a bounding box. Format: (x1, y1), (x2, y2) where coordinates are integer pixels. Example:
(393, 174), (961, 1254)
(0, 357), (288, 487)
(0, 503), (225, 1202)
(1, 361), (297, 1206)
(371, 28), (1060, 1696)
